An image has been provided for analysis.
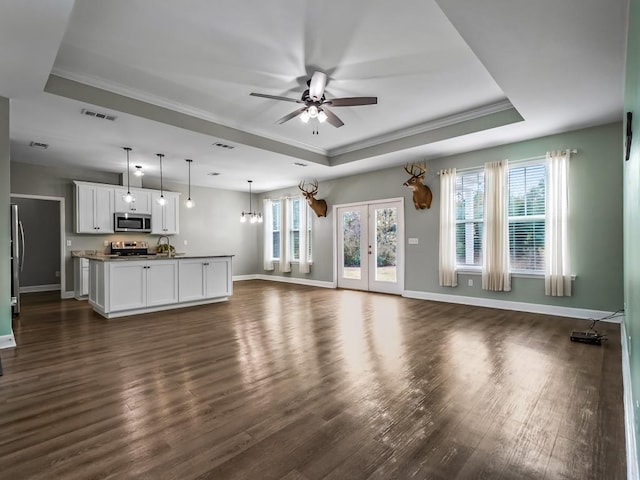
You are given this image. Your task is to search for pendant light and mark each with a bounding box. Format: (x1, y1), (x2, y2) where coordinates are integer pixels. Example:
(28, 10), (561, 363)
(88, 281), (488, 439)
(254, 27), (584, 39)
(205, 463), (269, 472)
(185, 159), (194, 208)
(134, 165), (144, 177)
(156, 153), (167, 206)
(240, 180), (262, 223)
(122, 147), (134, 203)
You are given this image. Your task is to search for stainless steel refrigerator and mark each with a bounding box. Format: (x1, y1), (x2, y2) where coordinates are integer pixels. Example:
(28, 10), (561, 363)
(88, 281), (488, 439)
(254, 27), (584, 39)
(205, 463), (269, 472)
(10, 204), (24, 316)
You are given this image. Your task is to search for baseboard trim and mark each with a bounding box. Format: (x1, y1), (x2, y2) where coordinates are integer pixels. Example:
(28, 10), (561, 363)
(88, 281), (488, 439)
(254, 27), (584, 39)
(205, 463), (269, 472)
(20, 284), (60, 294)
(0, 333), (17, 349)
(233, 274), (260, 282)
(402, 290), (618, 321)
(621, 322), (639, 480)
(244, 274), (335, 289)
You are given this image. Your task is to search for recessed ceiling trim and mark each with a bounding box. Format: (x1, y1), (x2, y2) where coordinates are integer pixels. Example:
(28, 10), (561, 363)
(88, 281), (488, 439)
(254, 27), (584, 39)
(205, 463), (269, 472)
(45, 73), (331, 167)
(329, 106), (524, 167)
(327, 99), (516, 157)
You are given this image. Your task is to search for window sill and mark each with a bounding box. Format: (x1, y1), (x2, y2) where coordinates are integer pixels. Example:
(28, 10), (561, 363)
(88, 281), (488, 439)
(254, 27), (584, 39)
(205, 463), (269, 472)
(456, 269), (576, 280)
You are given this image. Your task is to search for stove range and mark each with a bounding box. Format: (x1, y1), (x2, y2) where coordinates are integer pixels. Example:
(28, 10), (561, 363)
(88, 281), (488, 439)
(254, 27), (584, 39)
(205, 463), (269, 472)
(110, 240), (150, 256)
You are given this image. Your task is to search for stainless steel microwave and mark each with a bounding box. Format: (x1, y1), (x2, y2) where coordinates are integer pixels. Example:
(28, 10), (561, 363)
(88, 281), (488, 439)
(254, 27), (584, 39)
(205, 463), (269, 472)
(114, 213), (152, 232)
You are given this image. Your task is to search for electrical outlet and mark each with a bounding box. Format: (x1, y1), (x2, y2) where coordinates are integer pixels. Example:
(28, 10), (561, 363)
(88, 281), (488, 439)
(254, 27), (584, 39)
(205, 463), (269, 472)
(66, 240), (72, 247)
(468, 279), (473, 287)
(408, 238), (419, 245)
(104, 240), (109, 247)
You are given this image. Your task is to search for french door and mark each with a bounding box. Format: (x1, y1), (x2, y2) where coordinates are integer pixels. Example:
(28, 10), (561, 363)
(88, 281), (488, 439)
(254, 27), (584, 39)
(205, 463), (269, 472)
(336, 199), (404, 294)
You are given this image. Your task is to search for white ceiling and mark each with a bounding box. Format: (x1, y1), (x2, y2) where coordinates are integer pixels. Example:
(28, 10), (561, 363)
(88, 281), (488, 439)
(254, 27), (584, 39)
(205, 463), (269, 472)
(1, 0), (629, 192)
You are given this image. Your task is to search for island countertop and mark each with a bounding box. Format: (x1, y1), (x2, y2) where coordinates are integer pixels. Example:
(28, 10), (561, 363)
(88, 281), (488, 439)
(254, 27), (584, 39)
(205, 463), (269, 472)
(78, 253), (234, 262)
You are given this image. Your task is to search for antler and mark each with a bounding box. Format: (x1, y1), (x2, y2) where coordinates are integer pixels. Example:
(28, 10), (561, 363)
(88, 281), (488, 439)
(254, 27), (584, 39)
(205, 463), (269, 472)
(404, 162), (427, 177)
(298, 179), (319, 196)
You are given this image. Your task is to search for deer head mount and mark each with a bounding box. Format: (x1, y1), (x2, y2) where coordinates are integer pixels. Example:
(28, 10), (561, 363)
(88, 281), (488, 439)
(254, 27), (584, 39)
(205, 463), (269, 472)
(298, 179), (328, 217)
(403, 162), (433, 210)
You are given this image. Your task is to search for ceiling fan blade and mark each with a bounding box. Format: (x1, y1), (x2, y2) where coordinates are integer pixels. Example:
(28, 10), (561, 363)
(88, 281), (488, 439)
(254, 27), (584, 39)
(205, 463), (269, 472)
(322, 108), (344, 128)
(250, 92), (302, 103)
(275, 107), (309, 124)
(324, 96), (378, 107)
(308, 71), (327, 101)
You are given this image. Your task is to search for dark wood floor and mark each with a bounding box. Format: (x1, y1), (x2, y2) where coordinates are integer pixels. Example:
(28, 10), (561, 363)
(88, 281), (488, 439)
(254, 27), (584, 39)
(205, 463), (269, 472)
(0, 281), (626, 479)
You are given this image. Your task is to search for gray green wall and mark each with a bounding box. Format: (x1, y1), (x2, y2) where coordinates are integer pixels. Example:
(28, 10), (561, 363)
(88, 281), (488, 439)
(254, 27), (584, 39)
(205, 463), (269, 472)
(0, 97), (11, 337)
(9, 162), (259, 293)
(624, 0), (640, 469)
(260, 122), (623, 312)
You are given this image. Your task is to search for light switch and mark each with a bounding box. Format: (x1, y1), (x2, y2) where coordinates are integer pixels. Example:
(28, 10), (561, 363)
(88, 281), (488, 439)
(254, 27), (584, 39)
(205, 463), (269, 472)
(468, 279), (473, 287)
(408, 238), (419, 245)
(66, 239), (72, 247)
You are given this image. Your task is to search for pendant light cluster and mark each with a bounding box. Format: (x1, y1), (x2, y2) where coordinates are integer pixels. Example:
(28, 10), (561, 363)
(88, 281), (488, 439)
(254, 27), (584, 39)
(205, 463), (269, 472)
(121, 148), (198, 209)
(240, 180), (262, 223)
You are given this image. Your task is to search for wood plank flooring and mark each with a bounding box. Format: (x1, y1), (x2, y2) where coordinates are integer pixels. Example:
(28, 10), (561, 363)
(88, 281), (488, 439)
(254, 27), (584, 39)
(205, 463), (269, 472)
(0, 281), (626, 479)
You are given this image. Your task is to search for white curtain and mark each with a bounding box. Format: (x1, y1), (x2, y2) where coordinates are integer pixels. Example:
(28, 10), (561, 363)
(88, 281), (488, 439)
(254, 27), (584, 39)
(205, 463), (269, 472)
(279, 197), (291, 273)
(545, 150), (571, 296)
(263, 199), (275, 270)
(298, 197), (310, 274)
(482, 160), (511, 291)
(439, 168), (457, 287)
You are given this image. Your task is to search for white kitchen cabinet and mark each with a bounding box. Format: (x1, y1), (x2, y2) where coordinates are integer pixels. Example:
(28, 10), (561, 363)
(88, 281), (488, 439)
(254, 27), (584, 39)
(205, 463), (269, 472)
(114, 188), (152, 215)
(178, 257), (232, 302)
(151, 191), (180, 234)
(74, 257), (89, 299)
(75, 182), (114, 233)
(87, 256), (232, 318)
(108, 260), (178, 312)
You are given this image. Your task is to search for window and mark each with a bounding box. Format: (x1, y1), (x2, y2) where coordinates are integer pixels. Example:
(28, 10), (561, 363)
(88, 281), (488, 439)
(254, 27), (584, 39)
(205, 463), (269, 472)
(454, 160), (547, 274)
(508, 163), (546, 273)
(272, 200), (281, 260)
(288, 197), (312, 262)
(264, 197), (312, 265)
(455, 170), (484, 268)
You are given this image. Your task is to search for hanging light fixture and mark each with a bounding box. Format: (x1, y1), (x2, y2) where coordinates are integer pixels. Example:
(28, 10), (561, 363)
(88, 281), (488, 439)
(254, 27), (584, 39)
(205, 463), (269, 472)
(122, 147), (134, 203)
(240, 180), (262, 224)
(134, 165), (144, 177)
(156, 153), (166, 206)
(185, 159), (194, 208)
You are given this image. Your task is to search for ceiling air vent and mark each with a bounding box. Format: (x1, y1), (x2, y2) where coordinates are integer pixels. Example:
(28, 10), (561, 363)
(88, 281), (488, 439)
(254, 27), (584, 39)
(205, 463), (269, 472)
(29, 141), (49, 149)
(207, 172), (221, 176)
(212, 142), (235, 150)
(81, 108), (117, 122)
(292, 162), (308, 167)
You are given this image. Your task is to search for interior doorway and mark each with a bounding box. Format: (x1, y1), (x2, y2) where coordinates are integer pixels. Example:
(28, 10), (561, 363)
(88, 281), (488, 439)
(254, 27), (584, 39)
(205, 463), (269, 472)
(10, 194), (66, 299)
(335, 198), (404, 295)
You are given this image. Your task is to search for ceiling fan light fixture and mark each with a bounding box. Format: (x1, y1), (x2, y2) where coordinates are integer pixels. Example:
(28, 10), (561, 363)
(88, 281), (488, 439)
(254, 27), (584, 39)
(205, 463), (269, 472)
(300, 110), (310, 123)
(307, 105), (319, 118)
(317, 110), (327, 123)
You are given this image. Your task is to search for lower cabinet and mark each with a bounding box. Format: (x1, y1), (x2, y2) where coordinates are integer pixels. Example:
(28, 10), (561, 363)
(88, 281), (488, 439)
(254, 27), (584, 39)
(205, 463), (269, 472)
(109, 260), (178, 312)
(88, 256), (232, 318)
(178, 257), (232, 302)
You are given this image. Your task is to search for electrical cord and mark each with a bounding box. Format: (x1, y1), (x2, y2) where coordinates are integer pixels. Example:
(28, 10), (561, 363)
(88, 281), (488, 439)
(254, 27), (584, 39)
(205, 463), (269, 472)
(583, 309), (625, 340)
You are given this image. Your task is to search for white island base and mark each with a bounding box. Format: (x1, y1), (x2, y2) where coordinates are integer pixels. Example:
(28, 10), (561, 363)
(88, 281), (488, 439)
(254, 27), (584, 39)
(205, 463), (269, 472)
(87, 256), (233, 319)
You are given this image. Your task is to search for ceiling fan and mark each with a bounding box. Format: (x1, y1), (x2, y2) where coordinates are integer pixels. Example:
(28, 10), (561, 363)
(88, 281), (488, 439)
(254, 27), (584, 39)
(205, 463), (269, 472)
(250, 71), (377, 128)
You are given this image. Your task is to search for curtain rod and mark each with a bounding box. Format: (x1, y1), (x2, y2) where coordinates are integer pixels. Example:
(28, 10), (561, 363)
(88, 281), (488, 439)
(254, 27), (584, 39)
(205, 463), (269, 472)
(438, 149), (578, 175)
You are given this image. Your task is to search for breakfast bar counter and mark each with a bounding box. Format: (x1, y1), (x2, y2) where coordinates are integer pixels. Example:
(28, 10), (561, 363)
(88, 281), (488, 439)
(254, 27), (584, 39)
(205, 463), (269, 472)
(85, 255), (233, 318)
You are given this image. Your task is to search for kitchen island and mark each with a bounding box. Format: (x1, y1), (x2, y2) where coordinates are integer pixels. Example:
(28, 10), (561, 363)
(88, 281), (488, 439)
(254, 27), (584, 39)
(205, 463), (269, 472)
(83, 255), (233, 318)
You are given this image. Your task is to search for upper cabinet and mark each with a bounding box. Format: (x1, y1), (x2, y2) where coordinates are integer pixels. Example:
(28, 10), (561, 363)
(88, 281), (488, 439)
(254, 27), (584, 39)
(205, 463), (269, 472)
(114, 188), (152, 215)
(75, 182), (115, 234)
(75, 181), (179, 235)
(151, 191), (180, 235)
